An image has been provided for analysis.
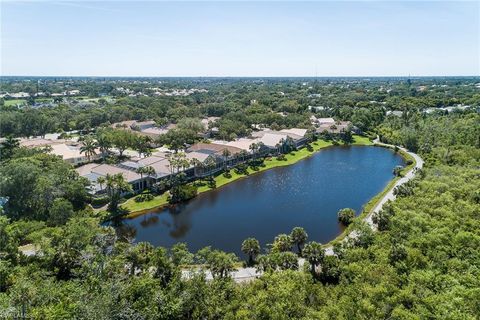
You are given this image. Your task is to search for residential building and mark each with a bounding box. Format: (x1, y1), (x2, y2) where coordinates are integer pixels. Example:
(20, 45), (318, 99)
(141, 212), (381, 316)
(19, 138), (100, 165)
(111, 120), (176, 138)
(76, 163), (144, 194)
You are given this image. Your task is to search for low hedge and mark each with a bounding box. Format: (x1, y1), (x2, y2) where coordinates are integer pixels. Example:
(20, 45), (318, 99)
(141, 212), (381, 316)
(91, 196), (109, 207)
(134, 193), (155, 202)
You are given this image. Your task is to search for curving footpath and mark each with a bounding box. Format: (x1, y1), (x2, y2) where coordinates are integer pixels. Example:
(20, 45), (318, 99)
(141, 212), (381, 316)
(183, 139), (424, 283)
(365, 138), (424, 228)
(323, 138), (424, 255)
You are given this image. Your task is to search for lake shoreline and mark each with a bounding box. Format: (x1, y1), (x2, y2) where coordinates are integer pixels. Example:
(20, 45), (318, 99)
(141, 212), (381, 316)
(121, 136), (375, 218)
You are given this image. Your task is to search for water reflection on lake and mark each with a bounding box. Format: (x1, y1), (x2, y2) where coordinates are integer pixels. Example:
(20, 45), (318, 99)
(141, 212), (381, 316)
(115, 146), (404, 256)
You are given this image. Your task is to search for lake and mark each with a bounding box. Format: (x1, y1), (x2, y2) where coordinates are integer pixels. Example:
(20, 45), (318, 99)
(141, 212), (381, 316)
(115, 146), (404, 256)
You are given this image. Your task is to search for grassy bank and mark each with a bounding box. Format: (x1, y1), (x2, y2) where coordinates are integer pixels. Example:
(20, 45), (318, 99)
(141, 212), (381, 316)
(122, 135), (371, 217)
(4, 99), (27, 106)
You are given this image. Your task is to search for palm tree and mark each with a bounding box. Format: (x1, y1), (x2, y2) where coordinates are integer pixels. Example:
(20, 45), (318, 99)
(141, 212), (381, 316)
(105, 173), (133, 212)
(190, 158), (204, 177)
(136, 166), (147, 180)
(256, 142), (265, 156)
(239, 150), (249, 162)
(206, 250), (238, 279)
(275, 143), (282, 155)
(272, 234), (292, 253)
(96, 176), (106, 193)
(80, 137), (97, 162)
(278, 138), (286, 154)
(136, 166), (156, 190)
(302, 241), (325, 276)
(142, 166), (156, 188)
(143, 166), (155, 177)
(96, 133), (112, 160)
(204, 156), (217, 176)
(249, 143), (258, 161)
(126, 242), (154, 275)
(337, 208), (356, 226)
(222, 149), (231, 171)
(168, 152), (189, 174)
(290, 227), (308, 256)
(105, 173), (116, 199)
(285, 136), (296, 152)
(276, 252), (299, 270)
(241, 238), (261, 266)
(305, 127), (317, 143)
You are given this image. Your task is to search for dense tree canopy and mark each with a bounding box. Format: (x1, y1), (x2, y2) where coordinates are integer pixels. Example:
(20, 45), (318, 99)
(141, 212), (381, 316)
(0, 78), (479, 319)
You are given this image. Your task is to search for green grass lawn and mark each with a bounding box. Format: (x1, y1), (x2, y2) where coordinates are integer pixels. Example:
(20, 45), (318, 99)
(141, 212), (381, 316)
(122, 135), (371, 216)
(351, 135), (373, 146)
(122, 193), (169, 216)
(4, 99), (27, 106)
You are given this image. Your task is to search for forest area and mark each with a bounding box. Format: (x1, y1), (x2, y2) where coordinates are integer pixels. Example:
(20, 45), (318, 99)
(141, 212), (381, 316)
(0, 78), (479, 319)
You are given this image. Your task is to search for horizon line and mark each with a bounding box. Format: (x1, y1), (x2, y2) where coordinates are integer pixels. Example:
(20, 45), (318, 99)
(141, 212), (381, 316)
(1, 75), (479, 79)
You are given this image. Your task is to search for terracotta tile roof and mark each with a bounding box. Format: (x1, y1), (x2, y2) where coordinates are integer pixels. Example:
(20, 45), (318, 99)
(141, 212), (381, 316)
(188, 142), (242, 155)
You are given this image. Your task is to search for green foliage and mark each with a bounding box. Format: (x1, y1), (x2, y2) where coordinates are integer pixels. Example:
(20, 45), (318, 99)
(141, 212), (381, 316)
(90, 195), (110, 207)
(290, 227), (308, 255)
(0, 153), (88, 221)
(170, 243), (194, 266)
(393, 179), (416, 197)
(337, 208), (356, 226)
(302, 241), (324, 276)
(271, 234), (292, 253)
(168, 184), (198, 204)
(203, 249), (238, 279)
(0, 136), (20, 161)
(393, 165), (404, 177)
(48, 198), (74, 226)
(0, 81), (479, 319)
(234, 163), (249, 175)
(222, 170), (232, 179)
(206, 176), (217, 189)
(105, 173), (133, 212)
(134, 193), (154, 203)
(241, 238), (260, 266)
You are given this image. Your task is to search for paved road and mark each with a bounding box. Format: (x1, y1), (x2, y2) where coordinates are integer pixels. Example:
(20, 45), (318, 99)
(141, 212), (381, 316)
(190, 139), (424, 282)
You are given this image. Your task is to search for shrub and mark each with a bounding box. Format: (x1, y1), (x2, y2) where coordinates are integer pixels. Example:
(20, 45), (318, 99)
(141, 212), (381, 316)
(134, 193), (155, 203)
(223, 170), (232, 179)
(206, 177), (217, 189)
(91, 196), (110, 207)
(234, 163), (249, 175)
(276, 154), (287, 161)
(393, 165), (404, 177)
(152, 180), (171, 194)
(194, 180), (207, 187)
(169, 184), (198, 204)
(337, 208), (355, 226)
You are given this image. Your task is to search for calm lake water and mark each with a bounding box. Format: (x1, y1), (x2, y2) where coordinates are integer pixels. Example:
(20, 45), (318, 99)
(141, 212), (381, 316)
(115, 146), (404, 256)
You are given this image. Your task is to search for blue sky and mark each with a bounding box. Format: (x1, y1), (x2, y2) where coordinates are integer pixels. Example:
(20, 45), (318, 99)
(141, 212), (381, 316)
(1, 1), (478, 76)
